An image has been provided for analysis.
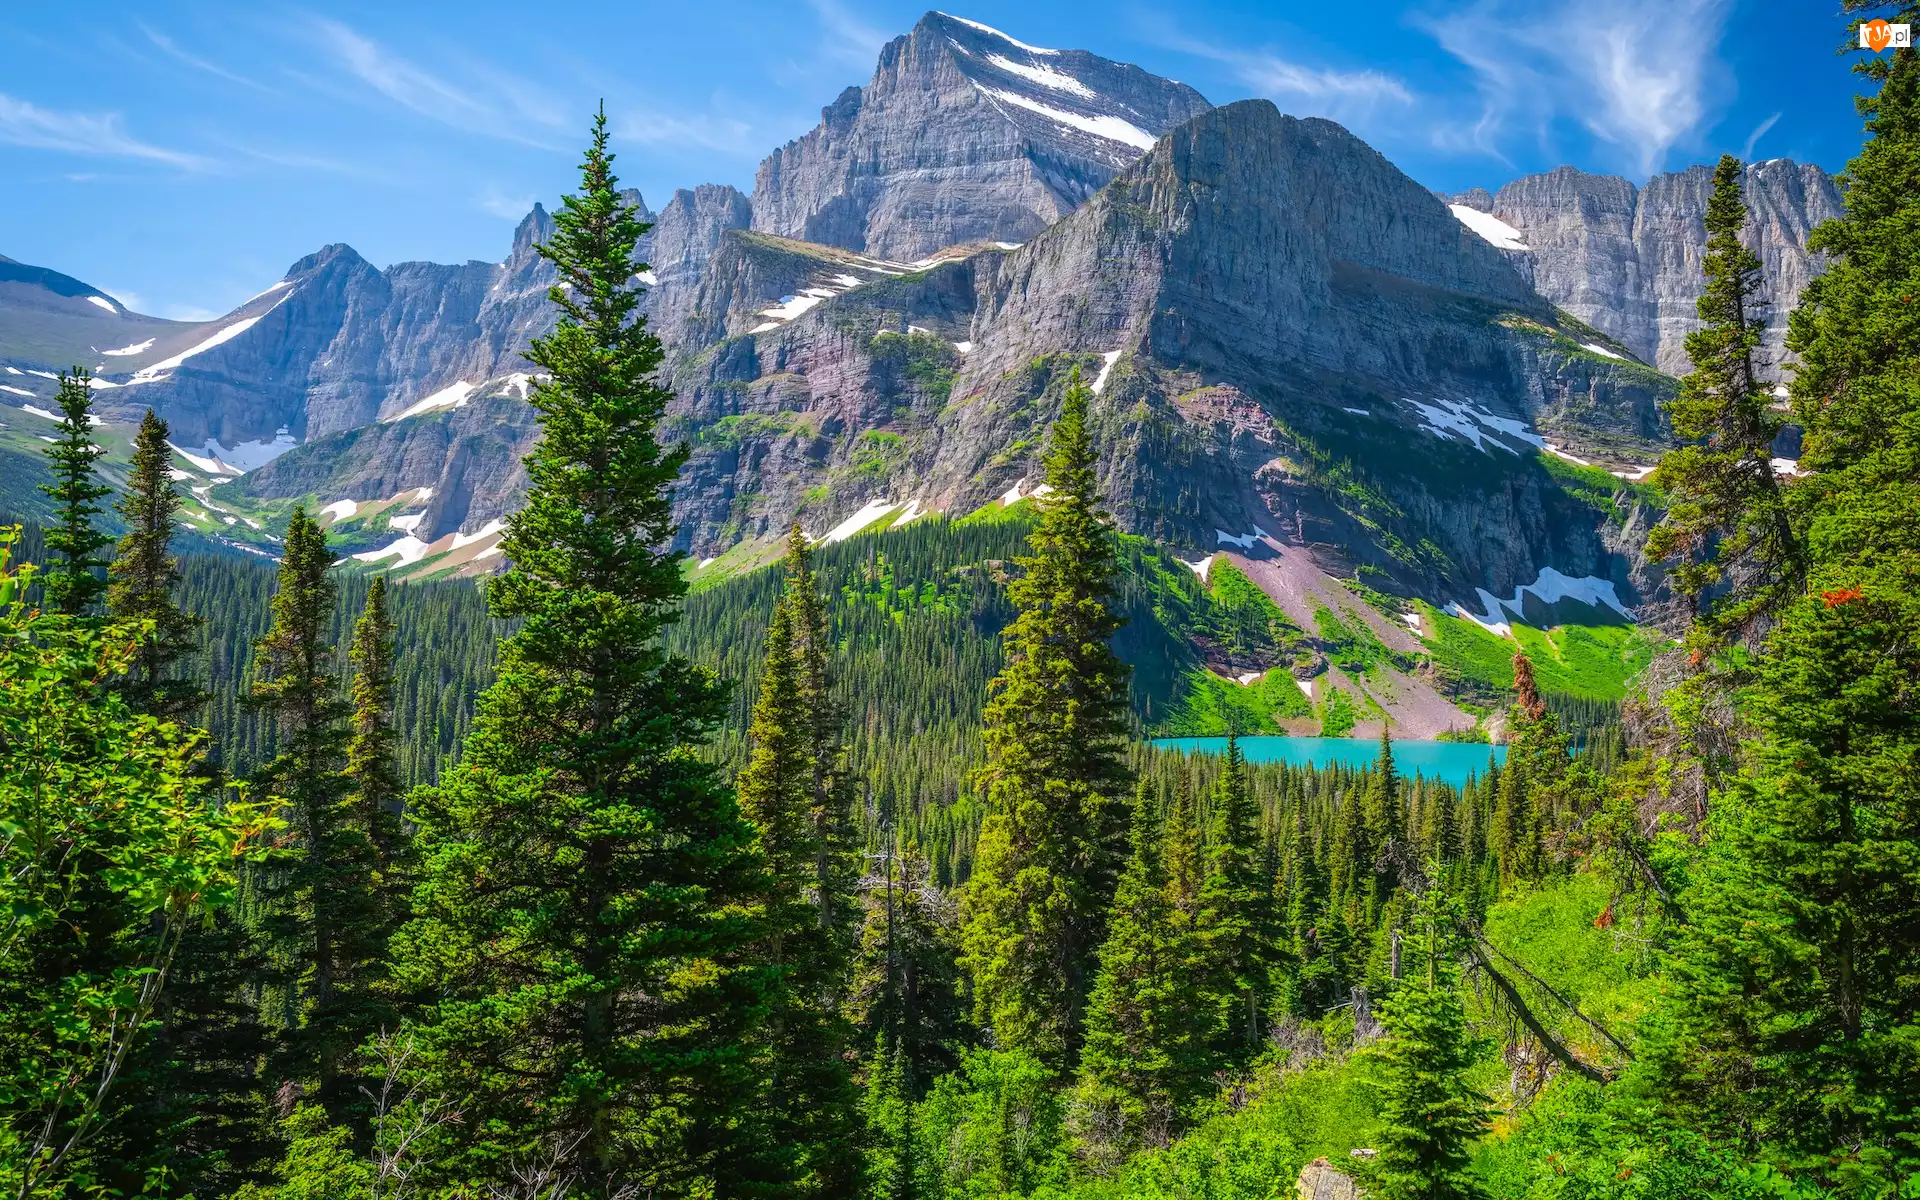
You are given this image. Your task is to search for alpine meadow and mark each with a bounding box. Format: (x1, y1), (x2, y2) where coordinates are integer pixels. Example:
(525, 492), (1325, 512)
(4, 3), (1920, 1199)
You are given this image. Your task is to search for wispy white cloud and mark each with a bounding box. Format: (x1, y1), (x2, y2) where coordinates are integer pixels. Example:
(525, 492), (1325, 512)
(1420, 0), (1733, 176)
(476, 185), (537, 220)
(1144, 22), (1414, 131)
(311, 18), (567, 147)
(100, 287), (146, 313)
(615, 109), (759, 154)
(140, 24), (271, 91)
(0, 93), (207, 168)
(1742, 111), (1782, 160)
(806, 0), (889, 73)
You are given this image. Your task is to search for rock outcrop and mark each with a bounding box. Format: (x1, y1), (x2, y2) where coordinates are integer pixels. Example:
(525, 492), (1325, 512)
(668, 100), (1672, 619)
(1460, 159), (1841, 376)
(750, 11), (1211, 261)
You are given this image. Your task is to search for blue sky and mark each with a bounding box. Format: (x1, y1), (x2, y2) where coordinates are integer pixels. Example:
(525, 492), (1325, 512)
(1, 0), (1872, 321)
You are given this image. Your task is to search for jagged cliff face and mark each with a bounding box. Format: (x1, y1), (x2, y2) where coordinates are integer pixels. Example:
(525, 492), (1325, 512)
(1455, 159), (1842, 376)
(667, 102), (1672, 615)
(7, 8), (1828, 622)
(750, 11), (1211, 261)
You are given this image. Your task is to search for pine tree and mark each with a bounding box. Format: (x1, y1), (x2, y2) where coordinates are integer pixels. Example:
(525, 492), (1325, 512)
(40, 368), (112, 615)
(736, 533), (862, 1197)
(1665, 11), (1920, 1186)
(1646, 153), (1801, 650)
(1196, 733), (1279, 1064)
(250, 507), (382, 1121)
(780, 523), (862, 967)
(392, 110), (775, 1195)
(108, 409), (206, 716)
(1363, 727), (1405, 905)
(851, 836), (963, 1089)
(1284, 803), (1338, 1015)
(1489, 758), (1531, 890)
(345, 574), (406, 924)
(862, 1032), (921, 1200)
(959, 370), (1133, 1068)
(1327, 775), (1373, 914)
(1162, 773), (1204, 928)
(1079, 785), (1208, 1150)
(1363, 878), (1491, 1200)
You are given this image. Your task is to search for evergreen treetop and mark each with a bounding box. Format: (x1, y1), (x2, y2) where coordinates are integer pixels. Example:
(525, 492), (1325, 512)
(393, 109), (775, 1195)
(960, 369), (1133, 1068)
(108, 409), (205, 717)
(40, 368), (112, 615)
(1648, 153), (1802, 653)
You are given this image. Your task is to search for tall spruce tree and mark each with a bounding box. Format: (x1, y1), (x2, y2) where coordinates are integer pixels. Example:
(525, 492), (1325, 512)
(1362, 877), (1491, 1200)
(1079, 785), (1208, 1150)
(250, 507), (381, 1121)
(735, 530), (862, 1197)
(40, 368), (112, 615)
(1363, 727), (1405, 905)
(779, 524), (861, 963)
(392, 110), (776, 1196)
(1196, 733), (1279, 1064)
(108, 410), (206, 716)
(1646, 153), (1802, 650)
(1283, 803), (1337, 1015)
(1665, 10), (1920, 1188)
(345, 574), (407, 929)
(958, 370), (1132, 1068)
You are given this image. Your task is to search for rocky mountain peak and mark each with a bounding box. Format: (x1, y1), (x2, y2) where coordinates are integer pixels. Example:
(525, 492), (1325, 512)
(750, 10), (1210, 261)
(1480, 159), (1841, 375)
(969, 100), (1543, 388)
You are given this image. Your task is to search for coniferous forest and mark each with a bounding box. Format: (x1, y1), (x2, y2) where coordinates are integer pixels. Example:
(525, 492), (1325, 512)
(5, 16), (1920, 1198)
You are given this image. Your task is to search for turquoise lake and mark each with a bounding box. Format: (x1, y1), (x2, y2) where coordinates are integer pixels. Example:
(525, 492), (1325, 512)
(1151, 737), (1506, 788)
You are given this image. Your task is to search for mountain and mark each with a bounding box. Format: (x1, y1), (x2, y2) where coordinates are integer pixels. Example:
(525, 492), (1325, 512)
(1448, 158), (1842, 377)
(0, 9), (1825, 661)
(675, 97), (1666, 580)
(750, 11), (1212, 261)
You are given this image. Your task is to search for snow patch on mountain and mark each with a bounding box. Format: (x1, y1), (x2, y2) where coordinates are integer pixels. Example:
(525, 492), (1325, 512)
(131, 287), (296, 383)
(1448, 204), (1529, 251)
(820, 498), (902, 544)
(972, 85), (1157, 150)
(451, 519), (506, 550)
(985, 53), (1095, 98)
(202, 430), (299, 473)
(353, 536), (431, 567)
(1091, 349), (1122, 394)
(1216, 527), (1269, 550)
(942, 13), (1060, 55)
(1443, 567), (1635, 638)
(86, 296), (118, 314)
(100, 338), (155, 357)
(389, 380), (475, 422)
(1404, 397), (1545, 454)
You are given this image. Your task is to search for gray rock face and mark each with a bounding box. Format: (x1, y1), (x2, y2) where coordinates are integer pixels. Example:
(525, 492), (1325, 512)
(88, 186), (753, 496)
(642, 184), (753, 348)
(665, 100), (1673, 616)
(1484, 160), (1841, 375)
(750, 10), (1211, 261)
(239, 390), (541, 541)
(93, 216), (561, 449)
